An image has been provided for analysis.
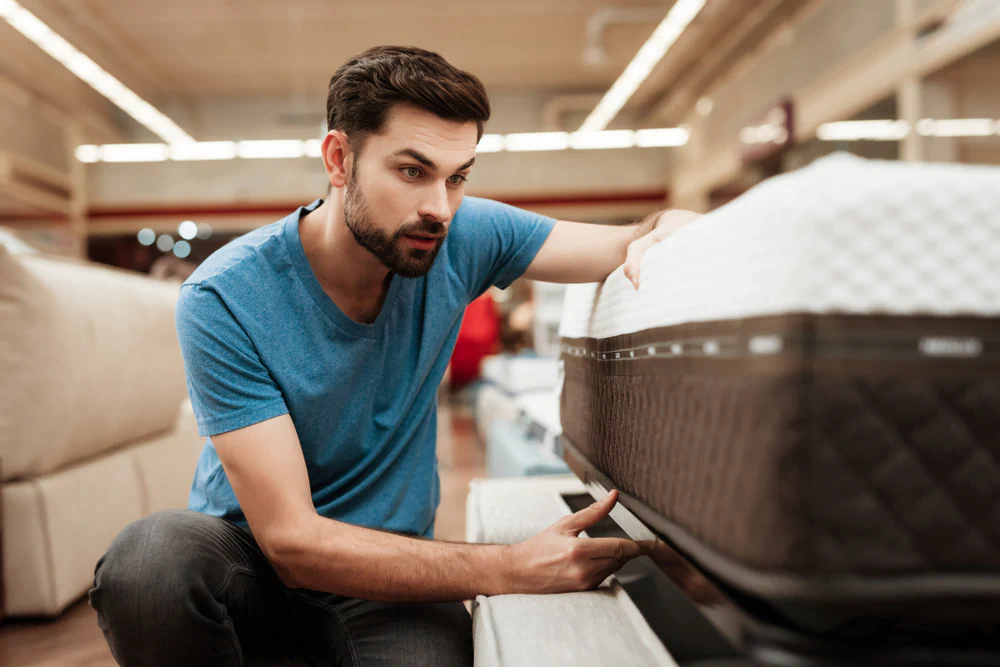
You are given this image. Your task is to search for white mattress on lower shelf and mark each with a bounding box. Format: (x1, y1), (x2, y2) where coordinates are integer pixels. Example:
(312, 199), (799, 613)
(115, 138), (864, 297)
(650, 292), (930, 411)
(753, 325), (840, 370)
(514, 390), (561, 437)
(480, 355), (560, 395)
(466, 476), (677, 667)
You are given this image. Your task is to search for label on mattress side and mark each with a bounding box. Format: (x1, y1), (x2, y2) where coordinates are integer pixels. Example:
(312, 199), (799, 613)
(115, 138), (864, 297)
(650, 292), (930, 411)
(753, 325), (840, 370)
(918, 336), (983, 358)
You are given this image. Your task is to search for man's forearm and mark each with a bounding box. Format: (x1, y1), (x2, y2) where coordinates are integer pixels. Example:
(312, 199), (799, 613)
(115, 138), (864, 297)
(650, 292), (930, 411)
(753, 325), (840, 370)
(270, 513), (512, 602)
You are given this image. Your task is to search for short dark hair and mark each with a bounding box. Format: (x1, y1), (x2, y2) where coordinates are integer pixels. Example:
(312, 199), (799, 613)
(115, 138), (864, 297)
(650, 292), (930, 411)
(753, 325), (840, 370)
(326, 46), (491, 153)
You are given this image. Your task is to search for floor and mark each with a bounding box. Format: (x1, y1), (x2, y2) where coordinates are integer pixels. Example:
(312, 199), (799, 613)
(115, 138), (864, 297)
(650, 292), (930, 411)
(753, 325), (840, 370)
(0, 401), (486, 667)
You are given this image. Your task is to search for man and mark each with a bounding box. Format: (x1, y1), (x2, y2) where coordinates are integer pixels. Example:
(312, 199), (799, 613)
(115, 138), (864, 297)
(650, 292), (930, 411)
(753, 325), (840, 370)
(90, 46), (697, 666)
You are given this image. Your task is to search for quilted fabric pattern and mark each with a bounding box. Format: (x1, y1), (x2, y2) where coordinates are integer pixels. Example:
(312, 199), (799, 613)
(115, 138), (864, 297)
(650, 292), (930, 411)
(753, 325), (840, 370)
(561, 362), (811, 571)
(561, 356), (1000, 576)
(560, 153), (1000, 340)
(807, 376), (1000, 573)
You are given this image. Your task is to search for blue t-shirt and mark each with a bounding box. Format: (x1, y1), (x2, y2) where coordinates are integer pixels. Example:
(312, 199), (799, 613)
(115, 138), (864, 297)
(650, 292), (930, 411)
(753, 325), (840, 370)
(176, 196), (555, 537)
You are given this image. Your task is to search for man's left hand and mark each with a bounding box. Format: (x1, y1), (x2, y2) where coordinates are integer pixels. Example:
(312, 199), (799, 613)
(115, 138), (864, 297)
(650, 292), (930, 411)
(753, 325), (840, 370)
(622, 209), (701, 290)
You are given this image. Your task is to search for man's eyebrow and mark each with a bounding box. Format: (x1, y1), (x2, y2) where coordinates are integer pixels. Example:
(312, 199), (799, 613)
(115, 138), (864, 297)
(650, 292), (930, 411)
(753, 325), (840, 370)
(393, 149), (475, 173)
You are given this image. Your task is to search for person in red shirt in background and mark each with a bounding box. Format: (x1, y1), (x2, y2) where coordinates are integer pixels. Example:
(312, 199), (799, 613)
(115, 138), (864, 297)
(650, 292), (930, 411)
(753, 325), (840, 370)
(449, 291), (501, 388)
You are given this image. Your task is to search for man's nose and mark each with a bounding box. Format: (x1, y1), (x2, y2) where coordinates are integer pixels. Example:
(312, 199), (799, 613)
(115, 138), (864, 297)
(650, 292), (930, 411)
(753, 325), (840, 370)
(417, 183), (452, 223)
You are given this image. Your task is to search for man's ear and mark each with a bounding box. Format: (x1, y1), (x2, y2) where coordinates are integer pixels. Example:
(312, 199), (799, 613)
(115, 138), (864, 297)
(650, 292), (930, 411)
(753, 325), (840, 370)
(322, 130), (352, 189)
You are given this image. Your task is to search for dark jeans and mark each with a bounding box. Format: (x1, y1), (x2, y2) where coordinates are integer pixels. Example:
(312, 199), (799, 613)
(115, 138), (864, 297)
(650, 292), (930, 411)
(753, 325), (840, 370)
(89, 509), (473, 667)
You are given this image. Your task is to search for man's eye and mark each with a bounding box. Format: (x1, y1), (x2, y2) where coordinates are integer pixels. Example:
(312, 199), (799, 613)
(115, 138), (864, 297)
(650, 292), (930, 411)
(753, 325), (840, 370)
(448, 174), (467, 185)
(402, 167), (421, 178)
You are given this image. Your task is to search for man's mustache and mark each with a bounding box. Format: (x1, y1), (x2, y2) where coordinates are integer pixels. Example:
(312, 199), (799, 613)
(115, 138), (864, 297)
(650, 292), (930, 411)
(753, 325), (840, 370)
(396, 220), (448, 240)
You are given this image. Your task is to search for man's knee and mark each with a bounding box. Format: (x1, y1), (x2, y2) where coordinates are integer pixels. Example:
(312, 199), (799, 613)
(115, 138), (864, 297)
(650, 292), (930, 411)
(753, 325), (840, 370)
(340, 600), (473, 667)
(92, 510), (205, 602)
(421, 602), (473, 667)
(89, 510), (227, 657)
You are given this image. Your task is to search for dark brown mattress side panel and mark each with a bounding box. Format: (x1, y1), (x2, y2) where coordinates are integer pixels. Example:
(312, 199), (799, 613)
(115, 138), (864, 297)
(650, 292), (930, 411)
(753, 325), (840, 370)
(806, 375), (1000, 574)
(560, 364), (815, 571)
(561, 314), (1000, 577)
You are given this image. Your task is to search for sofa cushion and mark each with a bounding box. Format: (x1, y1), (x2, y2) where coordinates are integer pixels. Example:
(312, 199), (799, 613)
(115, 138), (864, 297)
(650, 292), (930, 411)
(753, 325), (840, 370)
(132, 401), (203, 514)
(2, 405), (202, 617)
(0, 246), (187, 481)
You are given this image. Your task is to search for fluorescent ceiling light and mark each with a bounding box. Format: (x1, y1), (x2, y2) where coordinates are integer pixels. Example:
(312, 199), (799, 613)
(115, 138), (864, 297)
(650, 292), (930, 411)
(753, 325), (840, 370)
(740, 125), (788, 146)
(570, 130), (635, 150)
(304, 139), (323, 158)
(476, 134), (505, 153)
(916, 118), (995, 137)
(238, 140), (306, 159)
(0, 0), (193, 143)
(170, 141), (237, 161)
(100, 143), (168, 162)
(635, 127), (689, 147)
(76, 129), (689, 162)
(504, 132), (570, 152)
(816, 120), (911, 141)
(75, 144), (101, 163)
(0, 0), (21, 19)
(580, 0), (706, 132)
(818, 118), (1000, 141)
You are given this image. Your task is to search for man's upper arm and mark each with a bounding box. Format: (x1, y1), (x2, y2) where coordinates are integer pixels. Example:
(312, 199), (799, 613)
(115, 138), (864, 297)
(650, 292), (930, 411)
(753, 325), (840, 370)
(448, 197), (556, 299)
(175, 285), (311, 555)
(175, 284), (289, 437)
(210, 414), (315, 558)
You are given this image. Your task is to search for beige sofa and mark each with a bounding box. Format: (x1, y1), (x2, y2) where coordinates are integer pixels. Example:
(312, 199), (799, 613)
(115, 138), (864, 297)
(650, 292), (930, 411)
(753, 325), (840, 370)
(0, 244), (204, 618)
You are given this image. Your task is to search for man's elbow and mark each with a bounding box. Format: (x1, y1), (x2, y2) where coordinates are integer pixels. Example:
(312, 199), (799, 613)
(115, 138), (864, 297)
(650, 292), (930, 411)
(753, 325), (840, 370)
(257, 519), (315, 589)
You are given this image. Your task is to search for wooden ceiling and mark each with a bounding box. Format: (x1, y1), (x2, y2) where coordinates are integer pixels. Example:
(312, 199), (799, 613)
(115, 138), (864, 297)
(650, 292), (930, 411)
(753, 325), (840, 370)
(1, 0), (812, 138)
(12, 0), (675, 98)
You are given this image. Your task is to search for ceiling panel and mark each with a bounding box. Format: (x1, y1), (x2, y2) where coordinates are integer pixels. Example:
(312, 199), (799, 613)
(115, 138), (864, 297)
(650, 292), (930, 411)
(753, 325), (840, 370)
(35, 0), (670, 97)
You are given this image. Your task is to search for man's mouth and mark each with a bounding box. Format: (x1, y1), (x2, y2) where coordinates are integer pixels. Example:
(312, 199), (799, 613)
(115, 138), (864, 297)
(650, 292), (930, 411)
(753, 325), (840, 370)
(402, 234), (442, 250)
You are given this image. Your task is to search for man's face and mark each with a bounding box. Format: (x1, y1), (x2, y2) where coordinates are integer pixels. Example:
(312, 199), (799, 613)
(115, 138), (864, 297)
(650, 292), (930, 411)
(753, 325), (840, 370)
(343, 105), (478, 278)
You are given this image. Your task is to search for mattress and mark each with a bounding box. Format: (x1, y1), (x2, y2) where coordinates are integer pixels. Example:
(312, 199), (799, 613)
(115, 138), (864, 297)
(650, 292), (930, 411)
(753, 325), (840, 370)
(466, 476), (677, 667)
(485, 419), (568, 479)
(480, 354), (560, 395)
(474, 384), (521, 444)
(559, 154), (1000, 610)
(515, 389), (561, 443)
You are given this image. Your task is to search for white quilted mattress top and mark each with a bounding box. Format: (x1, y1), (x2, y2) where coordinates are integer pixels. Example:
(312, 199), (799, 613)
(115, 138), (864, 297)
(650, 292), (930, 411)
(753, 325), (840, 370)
(560, 153), (1000, 340)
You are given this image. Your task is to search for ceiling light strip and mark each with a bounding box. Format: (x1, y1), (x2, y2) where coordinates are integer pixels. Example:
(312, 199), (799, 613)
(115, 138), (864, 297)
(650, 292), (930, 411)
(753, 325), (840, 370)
(579, 0), (707, 132)
(0, 0), (193, 143)
(816, 118), (1000, 141)
(75, 128), (691, 163)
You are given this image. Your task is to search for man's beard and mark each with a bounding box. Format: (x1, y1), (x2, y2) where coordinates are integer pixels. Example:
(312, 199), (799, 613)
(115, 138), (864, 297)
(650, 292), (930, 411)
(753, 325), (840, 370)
(343, 164), (447, 279)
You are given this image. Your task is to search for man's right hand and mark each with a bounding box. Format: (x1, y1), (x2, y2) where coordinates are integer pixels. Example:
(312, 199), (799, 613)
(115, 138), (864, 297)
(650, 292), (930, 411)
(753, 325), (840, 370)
(502, 490), (647, 594)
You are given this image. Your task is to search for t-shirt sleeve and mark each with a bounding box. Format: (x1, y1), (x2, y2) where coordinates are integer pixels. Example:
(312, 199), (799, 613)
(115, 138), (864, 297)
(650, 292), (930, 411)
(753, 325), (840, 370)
(175, 283), (289, 437)
(447, 196), (556, 300)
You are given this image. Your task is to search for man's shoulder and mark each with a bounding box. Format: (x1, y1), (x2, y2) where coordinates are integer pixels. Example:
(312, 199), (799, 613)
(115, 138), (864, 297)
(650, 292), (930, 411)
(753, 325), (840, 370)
(183, 218), (287, 289)
(446, 196), (517, 246)
(452, 195), (508, 222)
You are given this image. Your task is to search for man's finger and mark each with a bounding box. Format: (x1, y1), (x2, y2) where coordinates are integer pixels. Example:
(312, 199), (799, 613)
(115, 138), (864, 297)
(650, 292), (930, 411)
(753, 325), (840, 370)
(561, 490), (619, 535)
(624, 239), (651, 289)
(578, 537), (643, 560)
(626, 209), (701, 289)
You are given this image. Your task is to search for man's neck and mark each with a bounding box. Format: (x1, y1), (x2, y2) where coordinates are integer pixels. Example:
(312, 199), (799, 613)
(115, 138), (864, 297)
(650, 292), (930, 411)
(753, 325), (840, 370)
(298, 195), (393, 324)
